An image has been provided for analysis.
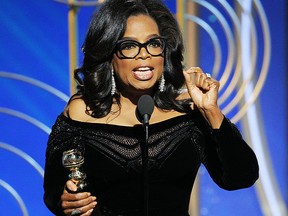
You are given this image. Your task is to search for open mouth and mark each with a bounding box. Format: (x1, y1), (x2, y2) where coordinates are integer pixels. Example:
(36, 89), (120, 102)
(133, 66), (154, 80)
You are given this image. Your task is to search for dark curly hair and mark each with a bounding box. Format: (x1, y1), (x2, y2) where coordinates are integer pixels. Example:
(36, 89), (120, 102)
(74, 0), (191, 118)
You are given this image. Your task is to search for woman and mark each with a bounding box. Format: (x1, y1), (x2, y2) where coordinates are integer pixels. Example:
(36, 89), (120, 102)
(43, 0), (259, 215)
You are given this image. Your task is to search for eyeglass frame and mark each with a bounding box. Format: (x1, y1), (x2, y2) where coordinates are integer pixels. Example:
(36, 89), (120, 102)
(114, 36), (166, 59)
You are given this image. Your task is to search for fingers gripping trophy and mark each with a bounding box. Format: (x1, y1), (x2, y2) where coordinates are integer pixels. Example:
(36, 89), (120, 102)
(62, 148), (87, 192)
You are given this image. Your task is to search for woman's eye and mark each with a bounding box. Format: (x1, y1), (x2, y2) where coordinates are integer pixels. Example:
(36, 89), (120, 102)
(121, 43), (137, 50)
(149, 40), (163, 48)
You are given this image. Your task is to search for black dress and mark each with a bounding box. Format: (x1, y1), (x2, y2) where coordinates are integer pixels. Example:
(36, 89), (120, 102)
(43, 110), (259, 216)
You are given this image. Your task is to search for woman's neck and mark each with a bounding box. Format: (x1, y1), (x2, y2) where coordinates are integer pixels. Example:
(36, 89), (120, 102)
(119, 89), (154, 105)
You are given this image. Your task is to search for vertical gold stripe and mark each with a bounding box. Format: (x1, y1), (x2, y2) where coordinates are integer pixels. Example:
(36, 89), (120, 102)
(189, 172), (200, 216)
(186, 1), (199, 68)
(176, 0), (184, 32)
(67, 0), (79, 95)
(177, 1), (200, 216)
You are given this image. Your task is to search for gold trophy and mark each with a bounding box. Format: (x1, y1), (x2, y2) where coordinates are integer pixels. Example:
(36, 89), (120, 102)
(62, 149), (87, 191)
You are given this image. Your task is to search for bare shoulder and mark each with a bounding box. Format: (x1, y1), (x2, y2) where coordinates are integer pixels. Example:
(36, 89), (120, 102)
(63, 96), (90, 121)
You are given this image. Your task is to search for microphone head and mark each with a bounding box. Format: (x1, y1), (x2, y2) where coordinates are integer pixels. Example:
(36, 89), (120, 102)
(135, 95), (155, 125)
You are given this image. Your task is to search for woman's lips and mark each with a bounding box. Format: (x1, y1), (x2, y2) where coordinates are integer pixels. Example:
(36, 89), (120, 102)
(133, 66), (153, 80)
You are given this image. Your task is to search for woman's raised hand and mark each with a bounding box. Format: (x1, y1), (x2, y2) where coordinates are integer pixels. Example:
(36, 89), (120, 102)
(183, 67), (223, 128)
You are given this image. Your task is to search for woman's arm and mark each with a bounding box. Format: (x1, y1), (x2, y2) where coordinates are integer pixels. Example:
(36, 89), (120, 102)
(43, 115), (97, 215)
(198, 116), (259, 190)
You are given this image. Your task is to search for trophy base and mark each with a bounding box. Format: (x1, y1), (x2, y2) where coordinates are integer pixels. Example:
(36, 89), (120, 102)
(64, 182), (88, 194)
(77, 181), (88, 192)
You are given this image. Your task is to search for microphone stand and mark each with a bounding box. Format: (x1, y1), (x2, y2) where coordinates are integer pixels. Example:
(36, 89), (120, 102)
(135, 95), (154, 216)
(142, 115), (150, 216)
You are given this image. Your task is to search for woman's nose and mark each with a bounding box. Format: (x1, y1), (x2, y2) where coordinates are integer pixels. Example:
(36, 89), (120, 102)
(135, 47), (151, 59)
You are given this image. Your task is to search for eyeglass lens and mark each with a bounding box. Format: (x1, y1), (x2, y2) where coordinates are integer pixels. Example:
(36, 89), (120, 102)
(116, 38), (165, 59)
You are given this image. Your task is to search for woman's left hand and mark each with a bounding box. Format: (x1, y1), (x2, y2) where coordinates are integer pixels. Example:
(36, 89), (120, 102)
(183, 67), (223, 128)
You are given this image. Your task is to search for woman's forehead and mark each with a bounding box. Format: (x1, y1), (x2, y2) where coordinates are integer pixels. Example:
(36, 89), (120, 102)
(122, 15), (160, 40)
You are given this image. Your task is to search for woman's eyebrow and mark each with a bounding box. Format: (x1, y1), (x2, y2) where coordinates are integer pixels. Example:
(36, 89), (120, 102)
(120, 34), (161, 41)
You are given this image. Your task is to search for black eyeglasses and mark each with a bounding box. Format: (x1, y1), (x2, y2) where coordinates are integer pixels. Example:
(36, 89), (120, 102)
(115, 37), (166, 59)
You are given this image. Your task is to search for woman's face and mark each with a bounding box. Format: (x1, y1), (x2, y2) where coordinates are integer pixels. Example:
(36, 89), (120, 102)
(112, 14), (164, 95)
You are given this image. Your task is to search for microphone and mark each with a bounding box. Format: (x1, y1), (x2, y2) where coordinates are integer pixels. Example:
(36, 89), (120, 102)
(135, 95), (154, 216)
(135, 95), (154, 126)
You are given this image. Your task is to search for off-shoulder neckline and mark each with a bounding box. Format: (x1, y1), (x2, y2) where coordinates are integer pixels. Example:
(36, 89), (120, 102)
(58, 112), (196, 129)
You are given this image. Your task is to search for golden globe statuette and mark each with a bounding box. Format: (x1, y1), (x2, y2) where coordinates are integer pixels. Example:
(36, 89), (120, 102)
(62, 149), (87, 191)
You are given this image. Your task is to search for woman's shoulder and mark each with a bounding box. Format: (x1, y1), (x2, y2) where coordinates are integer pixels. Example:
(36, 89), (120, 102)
(63, 96), (91, 121)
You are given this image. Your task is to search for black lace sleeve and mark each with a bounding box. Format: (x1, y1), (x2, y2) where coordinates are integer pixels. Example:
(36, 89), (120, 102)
(43, 115), (84, 215)
(196, 116), (259, 190)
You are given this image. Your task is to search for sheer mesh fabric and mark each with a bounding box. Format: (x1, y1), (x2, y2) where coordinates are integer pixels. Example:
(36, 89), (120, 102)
(46, 114), (201, 174)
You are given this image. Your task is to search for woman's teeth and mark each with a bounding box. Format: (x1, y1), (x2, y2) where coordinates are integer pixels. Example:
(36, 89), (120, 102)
(133, 67), (153, 80)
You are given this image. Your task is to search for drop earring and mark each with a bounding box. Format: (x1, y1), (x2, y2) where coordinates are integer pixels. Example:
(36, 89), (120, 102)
(159, 74), (165, 92)
(111, 68), (116, 96)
